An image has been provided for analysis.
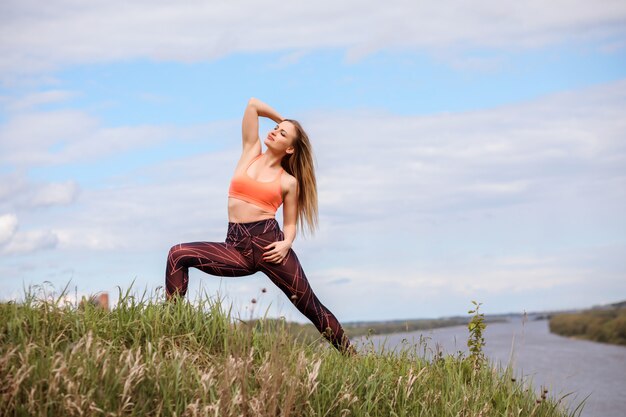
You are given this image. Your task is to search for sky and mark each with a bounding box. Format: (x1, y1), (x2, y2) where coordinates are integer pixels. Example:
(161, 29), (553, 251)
(1, 1), (625, 323)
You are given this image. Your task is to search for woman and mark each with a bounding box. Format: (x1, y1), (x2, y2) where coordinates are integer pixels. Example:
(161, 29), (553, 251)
(165, 98), (352, 354)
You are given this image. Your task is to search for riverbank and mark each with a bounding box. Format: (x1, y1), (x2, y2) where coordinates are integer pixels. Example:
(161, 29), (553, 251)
(278, 315), (497, 342)
(549, 306), (626, 346)
(0, 287), (583, 416)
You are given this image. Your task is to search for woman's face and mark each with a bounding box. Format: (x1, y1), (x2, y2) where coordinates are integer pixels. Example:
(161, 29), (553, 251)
(264, 121), (297, 155)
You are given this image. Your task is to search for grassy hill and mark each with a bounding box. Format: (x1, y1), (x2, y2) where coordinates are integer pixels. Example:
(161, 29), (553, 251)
(0, 286), (586, 416)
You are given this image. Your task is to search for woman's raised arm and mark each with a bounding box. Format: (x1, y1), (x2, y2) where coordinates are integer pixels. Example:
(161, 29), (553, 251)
(241, 97), (284, 151)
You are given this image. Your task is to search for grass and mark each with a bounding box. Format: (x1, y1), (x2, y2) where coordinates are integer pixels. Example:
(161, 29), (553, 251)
(0, 283), (586, 417)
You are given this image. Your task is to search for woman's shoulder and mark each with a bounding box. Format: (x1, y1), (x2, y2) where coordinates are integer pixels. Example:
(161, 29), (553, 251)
(280, 170), (297, 192)
(280, 169), (296, 182)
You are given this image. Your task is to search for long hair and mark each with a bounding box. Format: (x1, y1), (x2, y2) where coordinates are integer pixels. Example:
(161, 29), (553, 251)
(279, 119), (319, 237)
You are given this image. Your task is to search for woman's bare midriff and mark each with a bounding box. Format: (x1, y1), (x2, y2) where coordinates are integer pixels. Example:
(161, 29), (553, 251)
(228, 197), (276, 223)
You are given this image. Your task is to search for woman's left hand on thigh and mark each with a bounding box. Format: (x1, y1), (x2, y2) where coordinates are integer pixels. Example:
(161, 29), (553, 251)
(262, 240), (292, 264)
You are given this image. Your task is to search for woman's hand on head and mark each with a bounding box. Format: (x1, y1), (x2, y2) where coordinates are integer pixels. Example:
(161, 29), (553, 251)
(262, 240), (292, 264)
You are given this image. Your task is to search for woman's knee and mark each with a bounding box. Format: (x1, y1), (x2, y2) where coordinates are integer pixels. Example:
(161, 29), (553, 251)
(167, 243), (188, 266)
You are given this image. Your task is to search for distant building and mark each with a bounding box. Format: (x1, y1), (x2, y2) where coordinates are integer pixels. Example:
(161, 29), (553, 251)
(79, 292), (109, 311)
(97, 293), (109, 311)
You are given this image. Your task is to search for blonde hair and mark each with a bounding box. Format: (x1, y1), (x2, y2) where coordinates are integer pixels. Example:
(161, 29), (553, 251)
(280, 119), (319, 237)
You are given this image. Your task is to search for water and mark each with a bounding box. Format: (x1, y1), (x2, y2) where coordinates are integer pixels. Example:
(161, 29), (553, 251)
(357, 318), (626, 417)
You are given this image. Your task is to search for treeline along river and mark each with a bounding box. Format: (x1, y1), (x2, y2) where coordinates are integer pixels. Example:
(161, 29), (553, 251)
(358, 316), (626, 417)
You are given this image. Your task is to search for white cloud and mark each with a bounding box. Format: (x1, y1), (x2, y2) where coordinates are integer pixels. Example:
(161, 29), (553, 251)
(314, 250), (589, 296)
(0, 173), (81, 211)
(306, 79), (626, 229)
(1, 1), (625, 75)
(0, 101), (238, 169)
(0, 213), (18, 245)
(0, 110), (98, 166)
(461, 180), (531, 195)
(27, 181), (79, 207)
(0, 173), (27, 204)
(2, 229), (59, 254)
(4, 90), (77, 111)
(0, 213), (58, 255)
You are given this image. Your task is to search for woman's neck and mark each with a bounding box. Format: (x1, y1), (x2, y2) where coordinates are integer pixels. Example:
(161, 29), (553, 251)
(262, 149), (284, 169)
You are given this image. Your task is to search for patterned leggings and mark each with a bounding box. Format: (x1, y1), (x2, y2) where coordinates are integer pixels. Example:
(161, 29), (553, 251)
(165, 218), (351, 353)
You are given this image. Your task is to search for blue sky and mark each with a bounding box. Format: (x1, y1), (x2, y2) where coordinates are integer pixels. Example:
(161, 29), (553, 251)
(1, 1), (625, 323)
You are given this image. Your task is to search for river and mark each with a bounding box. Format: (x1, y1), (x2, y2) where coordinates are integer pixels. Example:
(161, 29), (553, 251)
(356, 317), (626, 417)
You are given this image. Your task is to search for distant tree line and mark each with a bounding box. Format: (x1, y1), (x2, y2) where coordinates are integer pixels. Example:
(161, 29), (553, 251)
(549, 307), (626, 346)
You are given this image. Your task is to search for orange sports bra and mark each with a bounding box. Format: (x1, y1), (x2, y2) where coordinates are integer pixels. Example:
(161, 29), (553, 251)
(228, 154), (284, 213)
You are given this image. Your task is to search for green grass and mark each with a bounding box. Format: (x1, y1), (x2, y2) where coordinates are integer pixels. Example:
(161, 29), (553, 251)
(0, 283), (586, 417)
